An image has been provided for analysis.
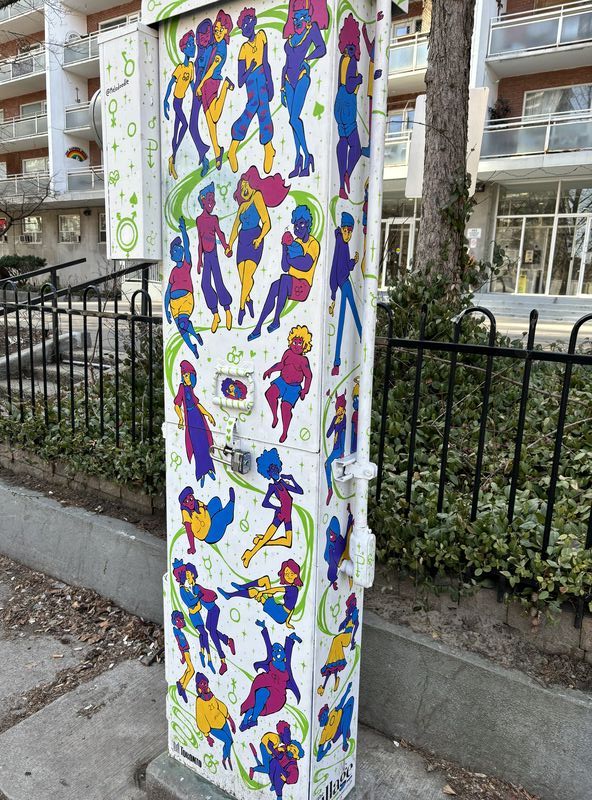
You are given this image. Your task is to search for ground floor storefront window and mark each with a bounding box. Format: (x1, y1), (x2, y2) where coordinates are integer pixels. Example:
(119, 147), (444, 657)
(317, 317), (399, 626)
(491, 180), (592, 295)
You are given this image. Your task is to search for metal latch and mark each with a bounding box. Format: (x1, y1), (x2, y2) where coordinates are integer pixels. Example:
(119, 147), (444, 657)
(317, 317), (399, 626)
(333, 455), (378, 485)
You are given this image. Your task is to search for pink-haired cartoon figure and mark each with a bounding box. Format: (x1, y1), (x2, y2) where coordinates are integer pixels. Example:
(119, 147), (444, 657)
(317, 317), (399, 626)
(263, 325), (312, 443)
(317, 593), (359, 696)
(228, 8), (275, 174)
(163, 30), (196, 180)
(195, 10), (235, 170)
(334, 14), (363, 200)
(325, 390), (347, 505)
(281, 0), (328, 178)
(173, 360), (216, 487)
(225, 166), (290, 325)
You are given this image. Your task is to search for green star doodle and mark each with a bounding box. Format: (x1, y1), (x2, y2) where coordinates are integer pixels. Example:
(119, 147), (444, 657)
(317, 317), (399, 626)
(106, 62), (113, 79)
(146, 79), (153, 90)
(119, 190), (125, 201)
(111, 140), (119, 155)
(147, 192), (153, 205)
(128, 161), (135, 172)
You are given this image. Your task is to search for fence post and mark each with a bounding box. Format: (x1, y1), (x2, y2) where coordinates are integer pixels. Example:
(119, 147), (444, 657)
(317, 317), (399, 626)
(141, 265), (149, 317)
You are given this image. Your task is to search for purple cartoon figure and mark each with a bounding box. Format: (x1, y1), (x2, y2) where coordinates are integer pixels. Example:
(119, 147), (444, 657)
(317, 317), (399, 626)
(334, 14), (363, 200)
(164, 30), (196, 180)
(324, 504), (353, 589)
(263, 324), (312, 443)
(329, 211), (362, 377)
(195, 182), (233, 333)
(228, 8), (275, 175)
(164, 216), (204, 360)
(317, 682), (355, 760)
(361, 11), (384, 157)
(325, 390), (347, 505)
(171, 610), (195, 704)
(239, 619), (301, 731)
(173, 360), (216, 487)
(281, 0), (328, 178)
(317, 593), (359, 696)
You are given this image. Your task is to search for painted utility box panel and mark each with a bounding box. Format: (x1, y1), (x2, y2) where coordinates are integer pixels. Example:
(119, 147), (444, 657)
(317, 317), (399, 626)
(103, 0), (386, 795)
(99, 23), (162, 260)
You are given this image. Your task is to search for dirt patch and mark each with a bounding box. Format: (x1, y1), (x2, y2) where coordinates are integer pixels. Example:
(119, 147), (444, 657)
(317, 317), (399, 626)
(400, 740), (540, 800)
(366, 566), (592, 692)
(0, 554), (163, 734)
(0, 465), (165, 539)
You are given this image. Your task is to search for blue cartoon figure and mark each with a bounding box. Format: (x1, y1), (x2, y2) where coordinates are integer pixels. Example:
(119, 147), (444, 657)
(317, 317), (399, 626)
(248, 205), (320, 341)
(239, 620), (301, 731)
(172, 610), (195, 704)
(228, 8), (275, 174)
(249, 720), (305, 798)
(221, 378), (248, 400)
(334, 14), (363, 200)
(164, 31), (196, 180)
(317, 593), (359, 696)
(325, 390), (347, 505)
(189, 18), (215, 176)
(164, 216), (203, 359)
(281, 0), (328, 178)
(324, 504), (353, 590)
(351, 377), (359, 453)
(173, 360), (216, 487)
(219, 558), (303, 629)
(178, 485), (235, 554)
(241, 448), (304, 569)
(317, 682), (355, 761)
(195, 182), (233, 333)
(195, 672), (236, 770)
(248, 719), (291, 779)
(361, 11), (384, 157)
(329, 212), (362, 377)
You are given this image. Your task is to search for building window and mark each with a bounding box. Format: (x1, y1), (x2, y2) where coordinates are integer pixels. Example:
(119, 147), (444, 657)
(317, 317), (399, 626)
(99, 213), (107, 243)
(392, 17), (422, 38)
(20, 100), (46, 118)
(98, 12), (140, 31)
(21, 216), (42, 244)
(59, 214), (81, 244)
(387, 108), (415, 135)
(524, 84), (592, 118)
(22, 156), (49, 175)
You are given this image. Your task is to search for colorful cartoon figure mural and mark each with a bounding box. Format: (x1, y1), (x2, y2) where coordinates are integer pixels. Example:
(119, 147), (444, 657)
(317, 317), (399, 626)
(191, 18), (216, 175)
(173, 559), (236, 675)
(329, 211), (362, 376)
(334, 14), (363, 200)
(226, 167), (290, 324)
(361, 11), (383, 157)
(263, 325), (312, 442)
(165, 216), (204, 359)
(324, 505), (353, 590)
(351, 377), (359, 453)
(196, 10), (235, 169)
(228, 8), (275, 174)
(249, 721), (304, 799)
(174, 360), (216, 487)
(239, 620), (301, 731)
(325, 390), (347, 504)
(172, 609), (195, 703)
(281, 0), (328, 177)
(195, 672), (236, 770)
(317, 593), (359, 695)
(241, 448), (303, 568)
(196, 182), (233, 333)
(248, 204), (320, 341)
(221, 377), (248, 400)
(164, 30), (196, 180)
(317, 682), (355, 760)
(179, 485), (235, 552)
(218, 558), (303, 628)
(249, 719), (291, 778)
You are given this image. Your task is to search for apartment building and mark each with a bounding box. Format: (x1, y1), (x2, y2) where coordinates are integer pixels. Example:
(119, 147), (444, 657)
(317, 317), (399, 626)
(0, 0), (140, 284)
(384, 0), (592, 310)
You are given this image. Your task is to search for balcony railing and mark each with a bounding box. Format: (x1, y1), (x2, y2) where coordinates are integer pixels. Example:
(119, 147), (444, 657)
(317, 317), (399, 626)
(0, 172), (50, 198)
(0, 0), (44, 22)
(0, 49), (45, 84)
(64, 32), (99, 66)
(384, 130), (412, 168)
(65, 103), (91, 131)
(481, 111), (592, 158)
(67, 168), (104, 192)
(0, 112), (47, 143)
(389, 32), (428, 74)
(488, 1), (592, 57)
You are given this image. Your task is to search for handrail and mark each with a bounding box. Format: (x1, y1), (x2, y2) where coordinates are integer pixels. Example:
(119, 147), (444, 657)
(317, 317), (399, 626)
(484, 110), (592, 129)
(0, 257), (86, 287)
(492, 0), (591, 24)
(0, 111), (47, 140)
(390, 30), (429, 46)
(0, 0), (44, 21)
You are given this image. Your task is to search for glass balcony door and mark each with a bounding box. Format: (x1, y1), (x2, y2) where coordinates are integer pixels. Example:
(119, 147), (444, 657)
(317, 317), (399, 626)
(547, 216), (592, 295)
(380, 219), (415, 289)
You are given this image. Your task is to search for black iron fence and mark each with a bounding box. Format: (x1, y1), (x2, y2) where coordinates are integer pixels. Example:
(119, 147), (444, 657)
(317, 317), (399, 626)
(0, 273), (162, 447)
(374, 302), (592, 623)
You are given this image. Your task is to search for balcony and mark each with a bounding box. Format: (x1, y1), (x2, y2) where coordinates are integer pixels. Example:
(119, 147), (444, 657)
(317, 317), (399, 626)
(487, 1), (592, 77)
(0, 50), (46, 100)
(0, 172), (51, 201)
(66, 168), (104, 193)
(388, 32), (428, 94)
(0, 0), (44, 38)
(384, 130), (411, 184)
(63, 32), (99, 78)
(0, 112), (47, 152)
(64, 102), (96, 140)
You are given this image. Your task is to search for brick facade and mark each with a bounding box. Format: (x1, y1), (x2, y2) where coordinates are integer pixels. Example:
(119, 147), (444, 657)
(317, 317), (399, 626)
(505, 0), (561, 14)
(387, 92), (421, 112)
(0, 91), (46, 120)
(86, 0), (141, 33)
(0, 29), (44, 61)
(0, 147), (49, 176)
(498, 66), (592, 116)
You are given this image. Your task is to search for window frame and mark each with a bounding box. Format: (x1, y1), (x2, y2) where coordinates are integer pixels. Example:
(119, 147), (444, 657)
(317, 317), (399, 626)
(58, 213), (81, 244)
(98, 212), (107, 244)
(523, 82), (592, 118)
(22, 156), (49, 175)
(20, 100), (47, 118)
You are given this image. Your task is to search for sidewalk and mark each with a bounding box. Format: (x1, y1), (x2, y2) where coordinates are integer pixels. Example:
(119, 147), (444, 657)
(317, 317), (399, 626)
(0, 555), (538, 800)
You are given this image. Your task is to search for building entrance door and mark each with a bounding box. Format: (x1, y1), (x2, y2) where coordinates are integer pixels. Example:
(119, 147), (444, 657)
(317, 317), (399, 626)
(380, 218), (415, 289)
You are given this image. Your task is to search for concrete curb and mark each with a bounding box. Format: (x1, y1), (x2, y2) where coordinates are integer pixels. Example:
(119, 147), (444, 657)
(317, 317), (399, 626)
(360, 611), (592, 800)
(0, 477), (166, 623)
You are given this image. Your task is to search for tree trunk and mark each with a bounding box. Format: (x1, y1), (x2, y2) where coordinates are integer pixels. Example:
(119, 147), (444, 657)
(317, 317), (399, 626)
(414, 0), (476, 287)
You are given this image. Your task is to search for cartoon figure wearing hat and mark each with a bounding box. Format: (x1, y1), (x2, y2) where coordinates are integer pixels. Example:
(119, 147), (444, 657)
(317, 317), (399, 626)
(325, 391), (347, 505)
(218, 558), (303, 629)
(173, 360), (216, 487)
(323, 504), (353, 589)
(329, 212), (362, 377)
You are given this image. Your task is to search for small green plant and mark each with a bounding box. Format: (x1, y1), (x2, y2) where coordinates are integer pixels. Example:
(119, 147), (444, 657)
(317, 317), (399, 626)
(0, 255), (46, 281)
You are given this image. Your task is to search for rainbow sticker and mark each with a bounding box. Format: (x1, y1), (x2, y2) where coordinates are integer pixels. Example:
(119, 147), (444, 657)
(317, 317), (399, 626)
(65, 146), (88, 162)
